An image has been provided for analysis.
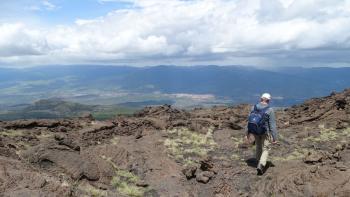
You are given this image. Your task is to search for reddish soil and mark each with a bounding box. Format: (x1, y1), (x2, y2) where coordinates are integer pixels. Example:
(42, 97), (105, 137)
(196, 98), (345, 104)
(0, 89), (349, 197)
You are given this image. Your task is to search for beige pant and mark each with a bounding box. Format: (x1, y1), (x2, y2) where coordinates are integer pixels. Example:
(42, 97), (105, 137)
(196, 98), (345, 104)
(254, 134), (271, 167)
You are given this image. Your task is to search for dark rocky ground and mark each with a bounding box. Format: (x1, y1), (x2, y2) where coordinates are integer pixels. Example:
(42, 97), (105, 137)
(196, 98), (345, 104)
(0, 89), (349, 197)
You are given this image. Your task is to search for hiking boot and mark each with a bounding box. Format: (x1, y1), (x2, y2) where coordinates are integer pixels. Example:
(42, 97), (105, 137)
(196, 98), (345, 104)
(257, 164), (265, 176)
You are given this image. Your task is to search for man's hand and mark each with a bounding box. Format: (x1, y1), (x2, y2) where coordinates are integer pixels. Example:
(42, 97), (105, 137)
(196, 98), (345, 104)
(271, 140), (278, 145)
(244, 134), (253, 145)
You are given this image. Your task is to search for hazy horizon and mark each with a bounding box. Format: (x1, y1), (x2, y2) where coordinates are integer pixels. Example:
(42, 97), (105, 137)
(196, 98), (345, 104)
(1, 64), (350, 70)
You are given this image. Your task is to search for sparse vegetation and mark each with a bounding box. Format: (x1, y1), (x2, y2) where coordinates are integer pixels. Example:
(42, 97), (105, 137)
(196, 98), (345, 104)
(76, 182), (108, 197)
(111, 177), (144, 197)
(37, 133), (54, 140)
(163, 127), (216, 165)
(0, 130), (25, 137)
(231, 136), (244, 148)
(16, 141), (32, 149)
(88, 186), (108, 197)
(272, 149), (307, 161)
(303, 124), (347, 142)
(110, 136), (119, 145)
(102, 156), (148, 197)
(341, 127), (350, 137)
(231, 153), (240, 160)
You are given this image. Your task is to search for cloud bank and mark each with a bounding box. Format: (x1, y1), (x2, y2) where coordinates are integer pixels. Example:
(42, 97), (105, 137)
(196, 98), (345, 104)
(1, 0), (350, 67)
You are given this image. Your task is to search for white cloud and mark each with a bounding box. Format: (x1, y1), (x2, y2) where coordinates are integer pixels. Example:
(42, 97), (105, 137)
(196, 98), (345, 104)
(0, 23), (48, 57)
(1, 0), (350, 67)
(42, 0), (57, 11)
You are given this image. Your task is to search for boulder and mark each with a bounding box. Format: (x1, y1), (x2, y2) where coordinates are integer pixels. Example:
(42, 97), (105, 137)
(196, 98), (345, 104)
(304, 151), (324, 164)
(182, 166), (197, 179)
(196, 171), (214, 184)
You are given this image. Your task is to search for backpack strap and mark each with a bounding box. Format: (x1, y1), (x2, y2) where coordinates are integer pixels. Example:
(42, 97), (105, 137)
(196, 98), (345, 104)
(261, 106), (270, 113)
(253, 104), (258, 112)
(262, 106), (271, 131)
(254, 104), (269, 113)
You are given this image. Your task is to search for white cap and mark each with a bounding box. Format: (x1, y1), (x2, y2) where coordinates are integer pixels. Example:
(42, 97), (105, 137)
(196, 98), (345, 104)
(261, 93), (271, 100)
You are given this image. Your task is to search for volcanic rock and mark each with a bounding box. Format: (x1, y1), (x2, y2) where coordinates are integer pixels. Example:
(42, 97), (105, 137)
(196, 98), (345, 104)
(182, 166), (197, 179)
(196, 171), (215, 184)
(304, 151), (324, 164)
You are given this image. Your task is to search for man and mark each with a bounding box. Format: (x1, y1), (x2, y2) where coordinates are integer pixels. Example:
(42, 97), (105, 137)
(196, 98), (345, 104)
(246, 93), (278, 175)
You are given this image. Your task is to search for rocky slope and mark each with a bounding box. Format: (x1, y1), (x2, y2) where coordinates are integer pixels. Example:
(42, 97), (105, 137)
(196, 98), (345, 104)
(0, 89), (349, 197)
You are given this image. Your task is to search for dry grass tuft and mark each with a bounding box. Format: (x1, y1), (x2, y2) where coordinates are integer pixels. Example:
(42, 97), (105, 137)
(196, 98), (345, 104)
(164, 127), (216, 166)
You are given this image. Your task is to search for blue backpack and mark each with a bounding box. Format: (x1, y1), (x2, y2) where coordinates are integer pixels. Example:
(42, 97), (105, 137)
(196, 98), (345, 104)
(247, 105), (270, 135)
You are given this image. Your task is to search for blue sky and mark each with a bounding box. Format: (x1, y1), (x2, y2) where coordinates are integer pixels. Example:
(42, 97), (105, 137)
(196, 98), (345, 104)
(0, 0), (350, 67)
(0, 0), (132, 25)
(38, 0), (132, 25)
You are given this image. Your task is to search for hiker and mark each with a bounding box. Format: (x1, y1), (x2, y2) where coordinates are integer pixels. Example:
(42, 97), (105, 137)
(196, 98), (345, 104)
(246, 93), (278, 175)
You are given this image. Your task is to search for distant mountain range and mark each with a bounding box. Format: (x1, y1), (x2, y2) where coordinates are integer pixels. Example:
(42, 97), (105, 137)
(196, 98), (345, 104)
(0, 65), (349, 109)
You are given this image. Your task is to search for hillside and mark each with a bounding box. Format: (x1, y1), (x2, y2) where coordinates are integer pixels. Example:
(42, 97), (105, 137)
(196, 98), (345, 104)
(0, 99), (139, 121)
(0, 89), (349, 196)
